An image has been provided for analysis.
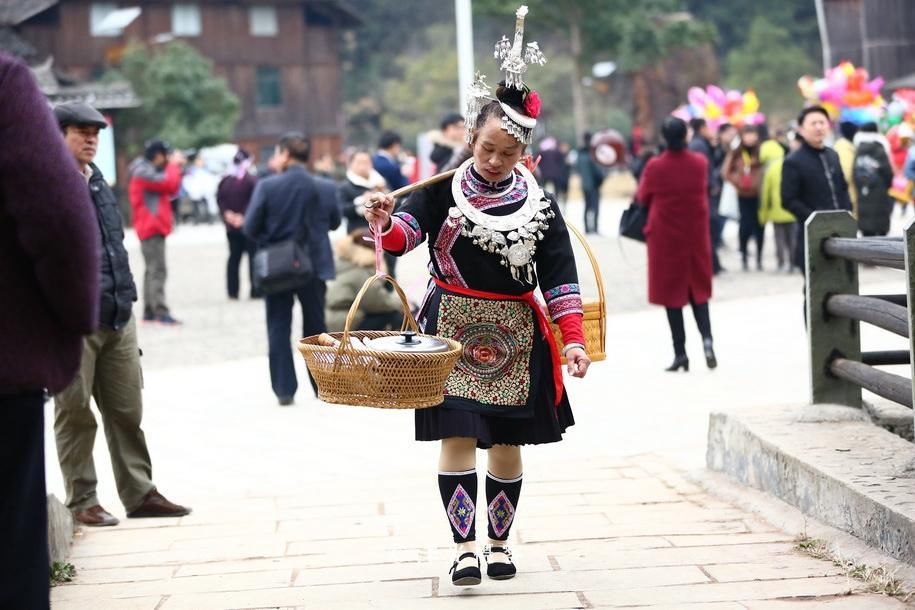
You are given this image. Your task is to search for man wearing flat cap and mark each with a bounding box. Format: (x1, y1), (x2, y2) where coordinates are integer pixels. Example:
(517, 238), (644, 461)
(53, 101), (190, 527)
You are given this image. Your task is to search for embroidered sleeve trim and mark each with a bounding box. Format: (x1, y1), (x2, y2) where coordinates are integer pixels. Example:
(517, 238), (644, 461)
(546, 293), (584, 321)
(392, 212), (424, 253)
(543, 283), (580, 301)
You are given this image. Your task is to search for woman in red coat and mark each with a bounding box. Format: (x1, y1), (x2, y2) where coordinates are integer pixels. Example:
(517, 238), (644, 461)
(637, 117), (716, 372)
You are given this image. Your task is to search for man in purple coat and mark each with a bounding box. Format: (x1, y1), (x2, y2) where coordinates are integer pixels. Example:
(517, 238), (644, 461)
(0, 53), (101, 609)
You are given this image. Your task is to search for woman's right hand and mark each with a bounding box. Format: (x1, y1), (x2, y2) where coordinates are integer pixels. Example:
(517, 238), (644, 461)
(364, 192), (396, 232)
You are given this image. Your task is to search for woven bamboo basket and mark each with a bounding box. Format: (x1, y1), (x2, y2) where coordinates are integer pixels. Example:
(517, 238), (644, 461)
(549, 223), (607, 363)
(298, 274), (462, 409)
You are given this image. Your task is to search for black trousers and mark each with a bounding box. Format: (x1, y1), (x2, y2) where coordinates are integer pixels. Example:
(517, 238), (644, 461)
(226, 230), (257, 299)
(666, 300), (712, 357)
(738, 197), (764, 264)
(0, 392), (49, 610)
(710, 213), (724, 274)
(265, 278), (326, 399)
(583, 189), (601, 233)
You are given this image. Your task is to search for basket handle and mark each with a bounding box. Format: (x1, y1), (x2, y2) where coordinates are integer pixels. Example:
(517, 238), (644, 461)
(337, 273), (418, 357)
(565, 222), (607, 346)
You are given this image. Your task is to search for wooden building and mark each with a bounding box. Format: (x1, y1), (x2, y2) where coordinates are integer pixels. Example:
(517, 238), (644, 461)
(819, 0), (915, 85)
(14, 0), (359, 162)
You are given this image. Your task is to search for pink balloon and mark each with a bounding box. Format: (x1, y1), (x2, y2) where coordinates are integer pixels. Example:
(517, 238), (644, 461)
(726, 90), (742, 103)
(687, 87), (707, 109)
(707, 85), (726, 107)
(672, 106), (692, 121)
(868, 77), (885, 93)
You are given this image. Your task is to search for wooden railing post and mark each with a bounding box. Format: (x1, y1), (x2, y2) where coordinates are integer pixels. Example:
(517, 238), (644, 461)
(903, 217), (915, 419)
(806, 211), (861, 407)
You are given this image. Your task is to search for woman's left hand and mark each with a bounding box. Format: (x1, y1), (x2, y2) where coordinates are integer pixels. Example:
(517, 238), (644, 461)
(565, 347), (591, 378)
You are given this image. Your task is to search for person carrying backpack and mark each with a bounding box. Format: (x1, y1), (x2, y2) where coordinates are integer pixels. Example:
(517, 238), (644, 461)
(853, 123), (894, 236)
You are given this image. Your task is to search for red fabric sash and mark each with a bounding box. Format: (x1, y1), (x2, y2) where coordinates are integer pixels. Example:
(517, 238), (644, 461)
(432, 278), (563, 407)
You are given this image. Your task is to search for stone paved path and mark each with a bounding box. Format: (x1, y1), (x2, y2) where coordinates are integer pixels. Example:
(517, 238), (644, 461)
(47, 199), (913, 608)
(51, 454), (910, 609)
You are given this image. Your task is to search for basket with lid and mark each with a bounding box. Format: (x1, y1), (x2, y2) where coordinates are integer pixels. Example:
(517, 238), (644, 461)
(298, 267), (462, 409)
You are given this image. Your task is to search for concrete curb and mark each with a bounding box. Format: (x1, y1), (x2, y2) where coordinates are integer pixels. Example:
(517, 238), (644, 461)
(47, 493), (73, 565)
(707, 405), (915, 565)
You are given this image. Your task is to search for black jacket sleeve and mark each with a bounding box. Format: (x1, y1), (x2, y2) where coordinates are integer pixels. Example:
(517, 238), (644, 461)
(781, 155), (812, 222)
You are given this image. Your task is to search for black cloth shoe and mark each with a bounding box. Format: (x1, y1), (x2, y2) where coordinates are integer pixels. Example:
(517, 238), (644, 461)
(449, 552), (482, 586)
(484, 546), (517, 580)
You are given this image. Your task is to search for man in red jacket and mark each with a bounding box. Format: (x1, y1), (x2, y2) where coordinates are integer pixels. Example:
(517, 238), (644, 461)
(128, 139), (185, 324)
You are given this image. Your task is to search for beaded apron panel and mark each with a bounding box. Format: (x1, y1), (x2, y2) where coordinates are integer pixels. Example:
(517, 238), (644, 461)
(436, 294), (534, 407)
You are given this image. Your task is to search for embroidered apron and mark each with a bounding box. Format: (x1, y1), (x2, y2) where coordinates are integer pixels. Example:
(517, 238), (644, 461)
(419, 279), (564, 418)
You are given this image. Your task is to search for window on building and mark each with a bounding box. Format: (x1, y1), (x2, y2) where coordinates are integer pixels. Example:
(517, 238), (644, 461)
(260, 145), (276, 165)
(172, 3), (201, 36)
(249, 6), (278, 37)
(90, 3), (118, 36)
(256, 67), (282, 107)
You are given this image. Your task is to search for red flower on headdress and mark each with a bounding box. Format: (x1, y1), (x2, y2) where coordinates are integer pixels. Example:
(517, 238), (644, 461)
(524, 90), (542, 119)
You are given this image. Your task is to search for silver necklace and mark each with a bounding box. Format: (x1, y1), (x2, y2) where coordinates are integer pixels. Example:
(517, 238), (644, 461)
(447, 159), (554, 283)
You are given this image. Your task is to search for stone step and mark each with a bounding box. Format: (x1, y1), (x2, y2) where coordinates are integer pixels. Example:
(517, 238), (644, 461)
(707, 404), (915, 565)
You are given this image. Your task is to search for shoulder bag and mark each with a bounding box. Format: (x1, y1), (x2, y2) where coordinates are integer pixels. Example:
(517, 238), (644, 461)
(253, 199), (315, 295)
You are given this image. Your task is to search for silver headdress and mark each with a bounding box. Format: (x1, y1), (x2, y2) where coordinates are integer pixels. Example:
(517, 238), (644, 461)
(464, 5), (547, 145)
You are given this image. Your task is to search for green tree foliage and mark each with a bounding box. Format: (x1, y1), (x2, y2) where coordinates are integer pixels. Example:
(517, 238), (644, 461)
(725, 16), (817, 123)
(377, 24), (460, 148)
(118, 41), (240, 151)
(686, 0), (820, 64)
(473, 0), (713, 135)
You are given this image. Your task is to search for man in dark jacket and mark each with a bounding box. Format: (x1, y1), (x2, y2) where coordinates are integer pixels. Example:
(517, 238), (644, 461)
(245, 132), (341, 406)
(373, 130), (408, 191)
(429, 112), (466, 172)
(781, 105), (853, 270)
(689, 118), (724, 274)
(576, 132), (606, 234)
(0, 54), (100, 610)
(52, 101), (190, 529)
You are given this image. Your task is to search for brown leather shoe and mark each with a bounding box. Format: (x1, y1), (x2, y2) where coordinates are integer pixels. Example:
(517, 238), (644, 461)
(126, 489), (191, 518)
(74, 505), (119, 527)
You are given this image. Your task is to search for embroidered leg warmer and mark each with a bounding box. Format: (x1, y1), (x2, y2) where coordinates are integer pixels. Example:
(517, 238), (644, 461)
(486, 472), (522, 541)
(439, 469), (477, 543)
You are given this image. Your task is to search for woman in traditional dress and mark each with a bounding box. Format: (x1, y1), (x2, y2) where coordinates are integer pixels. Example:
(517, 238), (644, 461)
(364, 6), (590, 587)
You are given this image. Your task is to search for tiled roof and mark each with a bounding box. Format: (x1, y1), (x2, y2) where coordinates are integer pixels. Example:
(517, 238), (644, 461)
(31, 57), (141, 110)
(0, 26), (37, 59)
(0, 0), (58, 25)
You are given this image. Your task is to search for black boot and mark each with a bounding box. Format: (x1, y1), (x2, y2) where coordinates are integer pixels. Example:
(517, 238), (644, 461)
(704, 338), (717, 369)
(665, 354), (689, 372)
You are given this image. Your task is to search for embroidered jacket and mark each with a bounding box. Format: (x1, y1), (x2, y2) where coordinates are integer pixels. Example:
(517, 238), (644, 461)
(380, 165), (584, 342)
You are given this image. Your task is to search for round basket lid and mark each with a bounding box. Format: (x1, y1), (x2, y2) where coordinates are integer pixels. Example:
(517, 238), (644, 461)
(364, 331), (451, 353)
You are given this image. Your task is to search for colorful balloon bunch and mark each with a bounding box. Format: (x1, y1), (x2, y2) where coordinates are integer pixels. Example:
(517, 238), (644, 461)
(884, 89), (915, 128)
(797, 61), (884, 125)
(672, 86), (765, 130)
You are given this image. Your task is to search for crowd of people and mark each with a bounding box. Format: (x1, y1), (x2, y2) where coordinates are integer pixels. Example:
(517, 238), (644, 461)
(8, 25), (915, 600)
(630, 104), (874, 368)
